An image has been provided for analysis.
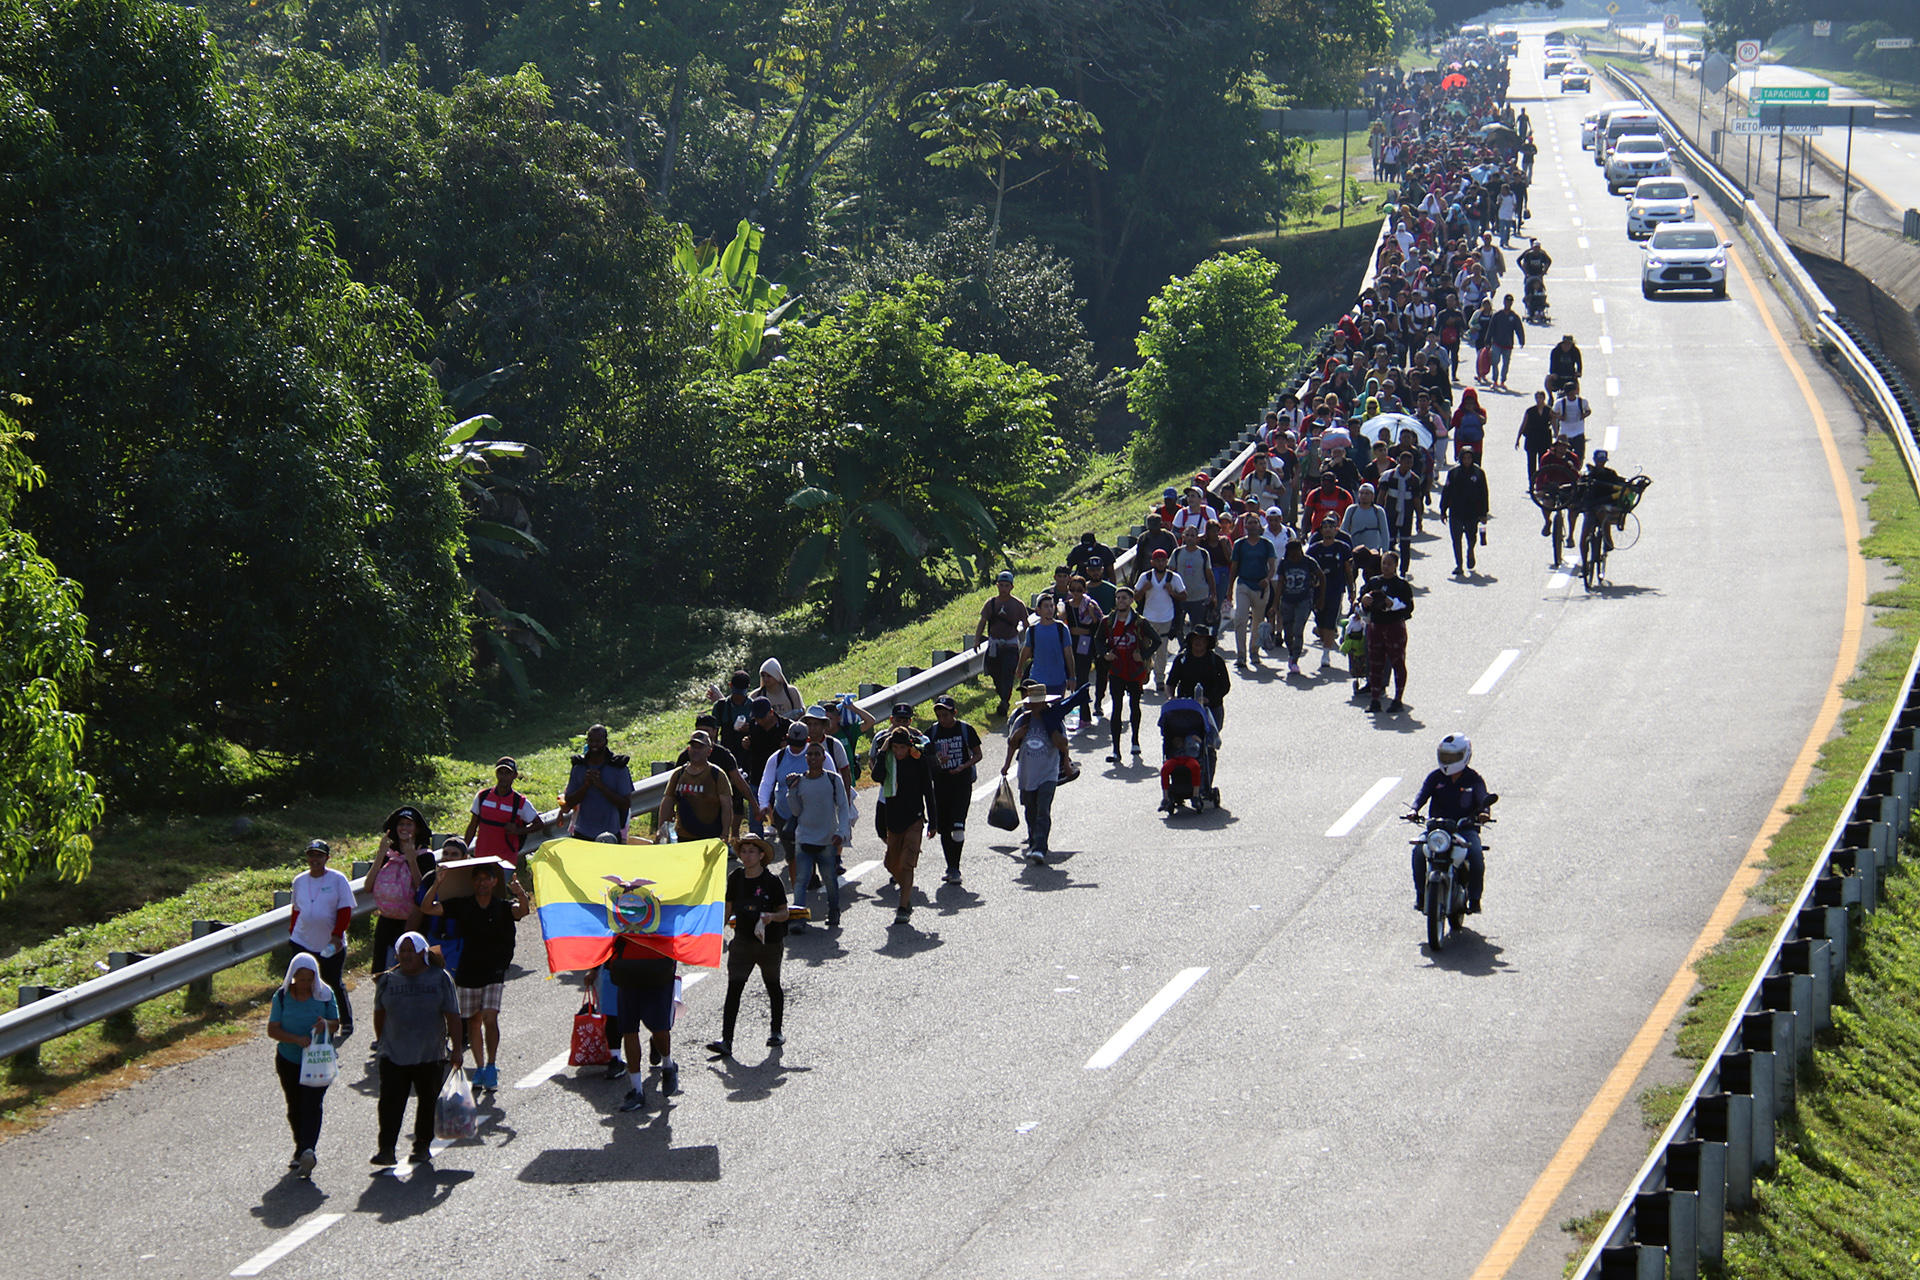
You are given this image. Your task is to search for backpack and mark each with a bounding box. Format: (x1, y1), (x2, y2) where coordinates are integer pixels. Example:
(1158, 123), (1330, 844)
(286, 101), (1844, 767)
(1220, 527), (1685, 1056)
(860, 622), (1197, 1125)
(372, 855), (416, 918)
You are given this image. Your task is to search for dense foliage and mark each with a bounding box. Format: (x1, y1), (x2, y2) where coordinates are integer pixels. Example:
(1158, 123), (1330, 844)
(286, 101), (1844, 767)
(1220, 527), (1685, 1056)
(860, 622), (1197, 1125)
(0, 0), (469, 789)
(1695, 1), (1916, 47)
(0, 409), (102, 896)
(1127, 252), (1300, 477)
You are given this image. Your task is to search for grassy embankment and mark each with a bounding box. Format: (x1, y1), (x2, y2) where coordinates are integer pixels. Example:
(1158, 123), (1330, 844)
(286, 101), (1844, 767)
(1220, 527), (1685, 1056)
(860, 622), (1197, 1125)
(1557, 422), (1920, 1268)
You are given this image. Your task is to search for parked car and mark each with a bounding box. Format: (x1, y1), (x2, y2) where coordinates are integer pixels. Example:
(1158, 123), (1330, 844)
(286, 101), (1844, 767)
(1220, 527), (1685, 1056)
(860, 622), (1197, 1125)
(1606, 135), (1673, 192)
(1561, 64), (1593, 92)
(1641, 222), (1729, 299)
(1626, 178), (1696, 238)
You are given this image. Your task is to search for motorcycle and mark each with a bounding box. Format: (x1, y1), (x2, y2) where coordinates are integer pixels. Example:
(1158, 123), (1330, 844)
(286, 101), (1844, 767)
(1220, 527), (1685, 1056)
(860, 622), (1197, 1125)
(1403, 804), (1495, 951)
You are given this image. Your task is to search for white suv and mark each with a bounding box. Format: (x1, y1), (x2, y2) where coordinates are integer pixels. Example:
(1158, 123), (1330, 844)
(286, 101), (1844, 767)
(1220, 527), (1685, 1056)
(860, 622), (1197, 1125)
(1606, 135), (1672, 192)
(1626, 178), (1695, 239)
(1641, 223), (1729, 299)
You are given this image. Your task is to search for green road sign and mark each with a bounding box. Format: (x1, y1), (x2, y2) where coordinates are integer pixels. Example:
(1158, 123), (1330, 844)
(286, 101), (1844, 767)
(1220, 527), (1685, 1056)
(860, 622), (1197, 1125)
(1753, 85), (1828, 102)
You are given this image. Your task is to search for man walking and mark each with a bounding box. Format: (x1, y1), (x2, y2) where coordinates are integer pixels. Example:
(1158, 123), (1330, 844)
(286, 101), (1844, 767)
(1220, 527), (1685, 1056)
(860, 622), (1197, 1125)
(977, 570), (1029, 719)
(564, 724), (635, 841)
(1229, 520), (1277, 668)
(1440, 446), (1492, 576)
(289, 838), (356, 1036)
(1486, 294), (1525, 391)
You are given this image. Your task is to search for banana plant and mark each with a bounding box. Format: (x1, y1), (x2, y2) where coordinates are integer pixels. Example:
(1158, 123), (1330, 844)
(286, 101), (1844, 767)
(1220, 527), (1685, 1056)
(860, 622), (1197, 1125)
(442, 412), (556, 697)
(674, 218), (799, 373)
(783, 436), (1003, 630)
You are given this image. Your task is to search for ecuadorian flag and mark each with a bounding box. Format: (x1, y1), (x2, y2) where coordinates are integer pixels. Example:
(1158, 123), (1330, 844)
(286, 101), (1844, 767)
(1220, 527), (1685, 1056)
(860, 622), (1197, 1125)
(528, 837), (728, 971)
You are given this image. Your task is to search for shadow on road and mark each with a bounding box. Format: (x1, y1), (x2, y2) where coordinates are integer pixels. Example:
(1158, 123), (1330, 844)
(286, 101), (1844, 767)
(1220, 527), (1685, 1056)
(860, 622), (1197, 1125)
(1584, 582), (1662, 598)
(708, 1046), (811, 1103)
(356, 1164), (473, 1220)
(250, 1176), (329, 1229)
(1422, 931), (1511, 976)
(517, 1110), (721, 1184)
(875, 921), (945, 958)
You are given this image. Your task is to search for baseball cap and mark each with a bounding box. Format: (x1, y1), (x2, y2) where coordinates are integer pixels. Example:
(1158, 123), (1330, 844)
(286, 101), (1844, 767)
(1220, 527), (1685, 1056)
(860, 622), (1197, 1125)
(494, 756), (518, 775)
(996, 569), (1015, 583)
(305, 839), (330, 855)
(803, 703), (828, 719)
(1151, 548), (1169, 560)
(1265, 506), (1284, 519)
(785, 722), (809, 743)
(1163, 487), (1178, 499)
(749, 696), (773, 717)
(688, 729), (714, 747)
(932, 695), (956, 711)
(891, 702), (914, 718)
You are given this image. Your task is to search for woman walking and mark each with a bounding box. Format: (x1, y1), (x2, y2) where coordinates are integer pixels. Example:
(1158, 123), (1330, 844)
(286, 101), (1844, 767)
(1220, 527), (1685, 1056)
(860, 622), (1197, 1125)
(267, 953), (340, 1178)
(707, 835), (790, 1059)
(370, 932), (460, 1167)
(369, 805), (431, 980)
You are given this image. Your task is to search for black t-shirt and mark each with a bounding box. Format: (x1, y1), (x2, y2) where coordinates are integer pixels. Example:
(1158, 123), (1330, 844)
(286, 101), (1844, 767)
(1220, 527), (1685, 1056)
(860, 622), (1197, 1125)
(443, 894), (517, 987)
(727, 868), (788, 940)
(926, 721), (983, 784)
(740, 716), (791, 787)
(711, 695), (754, 755)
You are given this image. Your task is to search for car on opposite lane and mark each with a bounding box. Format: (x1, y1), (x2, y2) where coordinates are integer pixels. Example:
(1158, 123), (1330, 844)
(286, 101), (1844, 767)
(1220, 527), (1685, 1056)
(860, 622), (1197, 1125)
(1606, 134), (1673, 192)
(1641, 222), (1730, 299)
(1626, 178), (1696, 239)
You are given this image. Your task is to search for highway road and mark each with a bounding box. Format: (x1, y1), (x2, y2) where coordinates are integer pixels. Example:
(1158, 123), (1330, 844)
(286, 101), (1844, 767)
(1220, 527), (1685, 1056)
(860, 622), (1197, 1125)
(1620, 20), (1920, 220)
(0, 35), (1879, 1280)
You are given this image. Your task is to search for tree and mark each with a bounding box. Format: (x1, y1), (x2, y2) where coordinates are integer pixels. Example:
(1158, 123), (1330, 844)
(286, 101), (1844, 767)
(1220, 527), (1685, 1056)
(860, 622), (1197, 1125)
(674, 219), (800, 375)
(0, 405), (102, 895)
(709, 280), (1065, 627)
(1127, 250), (1300, 477)
(909, 79), (1106, 260)
(0, 0), (469, 786)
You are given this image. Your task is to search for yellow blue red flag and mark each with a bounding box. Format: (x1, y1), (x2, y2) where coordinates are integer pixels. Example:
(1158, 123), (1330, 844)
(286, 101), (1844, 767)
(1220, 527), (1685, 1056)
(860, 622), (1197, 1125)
(528, 837), (728, 971)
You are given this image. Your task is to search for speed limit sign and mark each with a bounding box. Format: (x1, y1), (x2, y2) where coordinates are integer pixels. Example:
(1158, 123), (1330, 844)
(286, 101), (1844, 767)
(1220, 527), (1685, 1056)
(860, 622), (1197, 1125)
(1735, 39), (1761, 69)
(1663, 13), (1680, 31)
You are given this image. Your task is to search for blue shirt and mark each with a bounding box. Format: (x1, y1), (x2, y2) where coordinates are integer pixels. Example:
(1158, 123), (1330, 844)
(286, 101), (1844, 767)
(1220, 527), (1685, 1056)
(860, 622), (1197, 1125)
(1026, 619), (1073, 688)
(270, 989), (339, 1064)
(566, 756), (635, 840)
(1232, 537), (1277, 589)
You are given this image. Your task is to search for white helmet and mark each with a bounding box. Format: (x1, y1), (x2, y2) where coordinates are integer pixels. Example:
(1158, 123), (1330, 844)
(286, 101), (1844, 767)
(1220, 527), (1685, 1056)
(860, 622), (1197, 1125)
(1437, 733), (1472, 776)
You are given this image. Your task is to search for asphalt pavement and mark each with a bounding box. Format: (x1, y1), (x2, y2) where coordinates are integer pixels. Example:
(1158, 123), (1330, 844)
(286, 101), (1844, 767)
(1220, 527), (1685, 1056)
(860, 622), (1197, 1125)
(0, 35), (1881, 1280)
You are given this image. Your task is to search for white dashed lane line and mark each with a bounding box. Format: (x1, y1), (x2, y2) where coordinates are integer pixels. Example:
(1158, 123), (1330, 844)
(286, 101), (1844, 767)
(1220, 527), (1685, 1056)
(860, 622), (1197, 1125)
(1599, 335), (1613, 355)
(1592, 298), (1606, 314)
(231, 1214), (345, 1277)
(1325, 776), (1401, 838)
(1605, 377), (1620, 398)
(1469, 650), (1522, 696)
(1085, 967), (1210, 1070)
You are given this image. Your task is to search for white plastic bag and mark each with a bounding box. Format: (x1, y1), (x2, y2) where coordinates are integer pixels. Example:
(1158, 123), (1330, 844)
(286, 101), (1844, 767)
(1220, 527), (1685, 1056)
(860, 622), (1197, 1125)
(298, 1025), (338, 1088)
(435, 1067), (479, 1140)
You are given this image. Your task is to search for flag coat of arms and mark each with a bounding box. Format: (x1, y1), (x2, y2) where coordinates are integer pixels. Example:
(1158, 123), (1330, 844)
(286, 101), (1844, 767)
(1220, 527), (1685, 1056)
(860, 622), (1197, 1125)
(528, 837), (728, 971)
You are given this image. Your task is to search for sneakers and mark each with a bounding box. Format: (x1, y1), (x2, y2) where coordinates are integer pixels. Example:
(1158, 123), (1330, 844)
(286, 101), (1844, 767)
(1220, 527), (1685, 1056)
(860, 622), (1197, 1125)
(767, 1033), (786, 1047)
(618, 1088), (648, 1112)
(894, 906), (913, 923)
(1106, 748), (1121, 763)
(942, 868), (962, 884)
(296, 1148), (317, 1179)
(661, 1064), (680, 1096)
(603, 1057), (627, 1080)
(474, 1064), (498, 1090)
(1287, 660), (1300, 676)
(1388, 697), (1403, 712)
(409, 1146), (433, 1165)
(1466, 902), (1483, 915)
(826, 912), (841, 928)
(1026, 850), (1047, 865)
(706, 1038), (732, 1058)
(1368, 697), (1382, 712)
(370, 1149), (398, 1167)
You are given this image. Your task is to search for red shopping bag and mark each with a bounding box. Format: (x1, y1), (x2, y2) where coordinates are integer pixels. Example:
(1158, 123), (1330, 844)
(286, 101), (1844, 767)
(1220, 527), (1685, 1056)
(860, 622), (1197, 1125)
(568, 996), (611, 1066)
(1475, 345), (1493, 380)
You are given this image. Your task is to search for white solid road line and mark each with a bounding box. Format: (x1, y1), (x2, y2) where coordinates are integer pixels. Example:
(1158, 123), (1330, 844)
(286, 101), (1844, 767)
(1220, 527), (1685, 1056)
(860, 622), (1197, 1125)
(1085, 967), (1210, 1070)
(1469, 649), (1522, 696)
(839, 859), (882, 885)
(231, 1214), (345, 1277)
(1584, 264), (1597, 281)
(1577, 235), (1590, 249)
(1325, 776), (1401, 838)
(514, 1050), (572, 1090)
(973, 776), (1001, 801)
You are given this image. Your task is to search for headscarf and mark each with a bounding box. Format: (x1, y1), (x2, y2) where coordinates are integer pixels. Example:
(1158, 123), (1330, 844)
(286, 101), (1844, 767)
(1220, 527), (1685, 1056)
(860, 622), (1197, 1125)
(282, 951), (332, 1004)
(396, 930), (429, 958)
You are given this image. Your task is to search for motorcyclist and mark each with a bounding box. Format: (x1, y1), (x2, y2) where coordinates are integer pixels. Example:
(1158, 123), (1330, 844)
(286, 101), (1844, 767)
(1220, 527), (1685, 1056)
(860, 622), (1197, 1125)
(1409, 734), (1493, 913)
(1166, 624), (1233, 728)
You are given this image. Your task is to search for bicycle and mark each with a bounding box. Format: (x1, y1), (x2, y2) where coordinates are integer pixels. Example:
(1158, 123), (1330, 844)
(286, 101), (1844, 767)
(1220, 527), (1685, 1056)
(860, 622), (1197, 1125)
(1575, 475), (1651, 589)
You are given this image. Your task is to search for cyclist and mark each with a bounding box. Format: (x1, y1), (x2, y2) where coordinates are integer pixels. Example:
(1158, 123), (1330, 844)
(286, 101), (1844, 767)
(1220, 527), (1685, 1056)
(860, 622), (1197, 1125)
(1532, 438), (1581, 566)
(1575, 449), (1627, 575)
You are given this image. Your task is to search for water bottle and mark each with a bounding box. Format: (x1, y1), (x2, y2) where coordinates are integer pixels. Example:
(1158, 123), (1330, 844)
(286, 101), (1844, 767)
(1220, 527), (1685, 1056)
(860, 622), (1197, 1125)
(662, 821), (678, 844)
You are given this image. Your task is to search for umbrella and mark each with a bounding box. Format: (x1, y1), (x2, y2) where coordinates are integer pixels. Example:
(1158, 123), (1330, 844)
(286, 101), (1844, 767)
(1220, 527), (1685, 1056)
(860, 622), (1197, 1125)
(1362, 412), (1434, 449)
(1441, 72), (1469, 91)
(1445, 100), (1469, 117)
(1478, 122), (1521, 148)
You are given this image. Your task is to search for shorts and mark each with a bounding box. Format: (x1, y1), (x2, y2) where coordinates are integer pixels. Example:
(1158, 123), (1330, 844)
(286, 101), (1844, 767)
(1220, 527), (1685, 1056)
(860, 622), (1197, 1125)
(456, 983), (503, 1017)
(608, 957), (677, 1033)
(679, 812), (725, 841)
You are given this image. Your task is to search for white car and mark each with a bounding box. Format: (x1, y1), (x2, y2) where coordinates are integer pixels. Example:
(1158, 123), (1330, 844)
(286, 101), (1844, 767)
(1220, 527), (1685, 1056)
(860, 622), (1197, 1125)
(1626, 178), (1695, 239)
(1641, 223), (1729, 298)
(1606, 135), (1672, 192)
(1544, 47), (1574, 77)
(1561, 64), (1593, 92)
(1584, 101), (1638, 150)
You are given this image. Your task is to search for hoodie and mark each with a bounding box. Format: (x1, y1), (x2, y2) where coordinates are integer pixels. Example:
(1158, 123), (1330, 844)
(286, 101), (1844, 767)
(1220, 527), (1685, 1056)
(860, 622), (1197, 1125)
(758, 657), (805, 714)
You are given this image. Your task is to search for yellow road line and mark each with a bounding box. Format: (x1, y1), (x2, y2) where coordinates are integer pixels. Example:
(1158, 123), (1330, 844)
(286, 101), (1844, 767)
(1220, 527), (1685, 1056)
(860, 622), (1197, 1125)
(1468, 209), (1869, 1280)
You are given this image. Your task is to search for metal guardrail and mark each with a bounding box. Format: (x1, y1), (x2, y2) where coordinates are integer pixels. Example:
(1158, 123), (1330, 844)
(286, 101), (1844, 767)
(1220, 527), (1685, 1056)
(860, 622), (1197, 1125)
(1, 215), (1392, 1069)
(1569, 250), (1920, 1280)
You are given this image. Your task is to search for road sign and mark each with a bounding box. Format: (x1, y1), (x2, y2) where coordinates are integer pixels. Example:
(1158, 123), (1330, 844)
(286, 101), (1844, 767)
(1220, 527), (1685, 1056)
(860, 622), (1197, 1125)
(1812, 21), (1830, 38)
(1877, 37), (1915, 51)
(1703, 51), (1732, 93)
(1753, 85), (1828, 102)
(1731, 119), (1822, 136)
(1735, 39), (1761, 69)
(1757, 103), (1876, 126)
(1605, 2), (1618, 14)
(1663, 13), (1680, 32)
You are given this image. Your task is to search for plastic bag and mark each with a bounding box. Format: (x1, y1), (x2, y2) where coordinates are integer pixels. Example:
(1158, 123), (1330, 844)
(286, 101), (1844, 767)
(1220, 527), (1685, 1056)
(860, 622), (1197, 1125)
(435, 1067), (479, 1141)
(568, 996), (611, 1067)
(987, 777), (1020, 831)
(298, 1025), (337, 1088)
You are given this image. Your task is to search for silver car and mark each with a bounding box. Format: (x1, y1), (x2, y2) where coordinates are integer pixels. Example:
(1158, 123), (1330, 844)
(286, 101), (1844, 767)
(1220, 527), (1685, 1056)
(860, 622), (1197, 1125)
(1641, 223), (1729, 299)
(1606, 135), (1672, 192)
(1626, 178), (1695, 239)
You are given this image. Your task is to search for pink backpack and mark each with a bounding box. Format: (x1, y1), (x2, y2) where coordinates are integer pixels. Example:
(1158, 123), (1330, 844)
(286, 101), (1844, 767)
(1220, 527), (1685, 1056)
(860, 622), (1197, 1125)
(372, 855), (416, 918)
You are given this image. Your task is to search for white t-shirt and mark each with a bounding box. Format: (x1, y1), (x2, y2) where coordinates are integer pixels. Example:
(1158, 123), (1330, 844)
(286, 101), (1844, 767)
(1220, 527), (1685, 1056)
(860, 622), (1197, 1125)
(1171, 505), (1215, 535)
(1554, 395), (1591, 439)
(290, 868), (356, 953)
(1133, 570), (1186, 625)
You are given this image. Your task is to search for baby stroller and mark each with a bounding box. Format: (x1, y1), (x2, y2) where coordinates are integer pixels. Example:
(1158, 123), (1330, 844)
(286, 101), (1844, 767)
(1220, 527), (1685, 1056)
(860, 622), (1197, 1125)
(1523, 270), (1550, 324)
(1157, 697), (1221, 815)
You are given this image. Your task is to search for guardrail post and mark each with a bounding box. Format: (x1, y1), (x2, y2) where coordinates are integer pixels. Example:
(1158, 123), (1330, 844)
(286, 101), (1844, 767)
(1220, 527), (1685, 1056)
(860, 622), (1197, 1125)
(896, 666), (922, 684)
(1668, 1138), (1725, 1269)
(1117, 535), (1137, 552)
(186, 921), (228, 1010)
(1598, 1243), (1663, 1278)
(1844, 817), (1894, 871)
(1760, 973), (1814, 1092)
(1864, 766), (1914, 836)
(858, 683), (879, 698)
(930, 650), (955, 665)
(1802, 895), (1856, 975)
(1782, 937), (1834, 1036)
(9, 986), (59, 1075)
(1632, 1186), (1697, 1280)
(103, 952), (151, 1040)
(1739, 1011), (1784, 1170)
(270, 891), (294, 974)
(1698, 1089), (1753, 1210)
(1833, 846), (1879, 912)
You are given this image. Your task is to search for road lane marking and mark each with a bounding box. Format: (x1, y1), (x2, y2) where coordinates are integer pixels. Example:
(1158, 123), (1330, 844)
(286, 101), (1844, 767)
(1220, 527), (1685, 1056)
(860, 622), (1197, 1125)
(1599, 335), (1613, 354)
(1592, 297), (1606, 314)
(1571, 216), (1583, 227)
(514, 1050), (572, 1090)
(1085, 967), (1210, 1069)
(1603, 424), (1620, 452)
(973, 776), (1000, 801)
(1468, 650), (1522, 696)
(1577, 235), (1590, 249)
(1325, 777), (1400, 838)
(840, 859), (882, 884)
(1546, 571), (1570, 590)
(1471, 198), (1872, 1280)
(231, 1215), (345, 1277)
(1584, 264), (1597, 281)
(1604, 377), (1619, 398)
